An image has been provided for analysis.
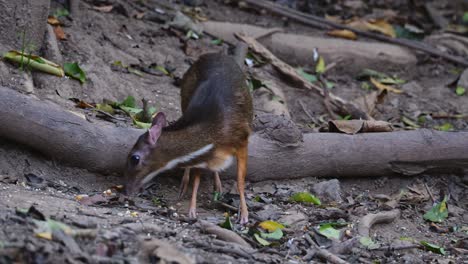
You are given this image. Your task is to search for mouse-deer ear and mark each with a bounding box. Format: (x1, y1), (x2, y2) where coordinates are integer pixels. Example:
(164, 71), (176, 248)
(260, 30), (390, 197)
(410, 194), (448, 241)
(147, 112), (166, 145)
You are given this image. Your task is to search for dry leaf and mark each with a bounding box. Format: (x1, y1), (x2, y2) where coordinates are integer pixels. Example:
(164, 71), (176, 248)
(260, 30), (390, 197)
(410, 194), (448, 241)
(53, 26), (67, 40)
(327, 29), (357, 40)
(329, 120), (393, 134)
(353, 90), (387, 117)
(47, 16), (61, 26)
(347, 18), (396, 38)
(370, 78), (402, 94)
(93, 5), (114, 13)
(367, 19), (396, 38)
(135, 12), (145, 19)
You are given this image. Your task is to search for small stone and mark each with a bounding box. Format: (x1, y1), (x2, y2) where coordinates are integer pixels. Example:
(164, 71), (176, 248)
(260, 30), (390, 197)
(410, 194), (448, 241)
(278, 207), (308, 228)
(311, 179), (343, 203)
(457, 68), (468, 89)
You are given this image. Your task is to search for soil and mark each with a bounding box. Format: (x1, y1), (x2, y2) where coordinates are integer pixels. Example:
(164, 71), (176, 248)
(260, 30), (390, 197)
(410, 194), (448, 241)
(0, 0), (467, 263)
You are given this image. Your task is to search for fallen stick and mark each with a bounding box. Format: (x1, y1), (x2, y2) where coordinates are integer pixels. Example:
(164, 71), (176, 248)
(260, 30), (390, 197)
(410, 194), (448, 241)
(304, 233), (350, 264)
(1, 87), (468, 181)
(357, 210), (401, 237)
(197, 220), (252, 249)
(241, 0), (468, 67)
(235, 33), (369, 119)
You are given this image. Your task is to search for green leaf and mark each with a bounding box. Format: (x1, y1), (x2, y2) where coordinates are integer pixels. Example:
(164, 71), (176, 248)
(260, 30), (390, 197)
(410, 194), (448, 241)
(357, 68), (406, 85)
(121, 96), (136, 108)
(379, 77), (406, 85)
(254, 233), (271, 246)
(247, 77), (266, 92)
(211, 39), (223, 45)
(394, 25), (424, 40)
(33, 219), (73, 236)
(423, 196), (448, 223)
(463, 12), (468, 23)
(359, 236), (380, 249)
(325, 81), (335, 89)
(401, 116), (420, 128)
(290, 192), (321, 205)
(154, 65), (169, 75)
(120, 106), (142, 115)
(435, 123), (454, 132)
(361, 82), (371, 90)
(456, 86), (465, 96)
(219, 215), (233, 230)
(260, 229), (283, 240)
(420, 241), (445, 255)
(315, 56), (326, 74)
(54, 8), (70, 18)
(95, 103), (115, 114)
(213, 191), (221, 201)
(339, 114), (352, 120)
(357, 69), (388, 80)
(152, 197), (162, 206)
(297, 68), (317, 83)
(133, 120), (151, 129)
(3, 50), (64, 76)
(259, 220), (285, 232)
(148, 107), (157, 116)
(64, 62), (86, 84)
(186, 30), (199, 39)
(128, 67), (144, 77)
(318, 223), (340, 240)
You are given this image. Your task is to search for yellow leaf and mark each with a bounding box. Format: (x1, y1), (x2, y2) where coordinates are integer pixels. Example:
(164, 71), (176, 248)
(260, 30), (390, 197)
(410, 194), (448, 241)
(75, 194), (89, 201)
(130, 211), (139, 217)
(92, 5), (114, 13)
(316, 56), (326, 74)
(36, 232), (52, 240)
(346, 18), (396, 38)
(327, 29), (357, 40)
(370, 77), (403, 94)
(367, 19), (396, 38)
(259, 220), (285, 232)
(47, 16), (60, 26)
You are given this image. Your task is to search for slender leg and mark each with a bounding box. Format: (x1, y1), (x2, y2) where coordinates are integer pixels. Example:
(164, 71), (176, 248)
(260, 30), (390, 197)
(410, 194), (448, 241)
(236, 143), (249, 224)
(178, 168), (190, 200)
(213, 172), (222, 194)
(188, 169), (201, 218)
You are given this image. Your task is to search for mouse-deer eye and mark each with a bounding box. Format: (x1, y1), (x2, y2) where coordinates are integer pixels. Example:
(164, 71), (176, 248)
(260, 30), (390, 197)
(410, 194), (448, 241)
(130, 154), (140, 166)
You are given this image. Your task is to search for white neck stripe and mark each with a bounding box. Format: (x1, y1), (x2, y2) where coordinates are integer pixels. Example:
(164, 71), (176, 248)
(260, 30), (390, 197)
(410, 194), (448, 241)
(141, 144), (214, 185)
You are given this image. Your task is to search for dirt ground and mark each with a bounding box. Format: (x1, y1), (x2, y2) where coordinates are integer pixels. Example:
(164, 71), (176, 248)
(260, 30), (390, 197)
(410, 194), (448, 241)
(0, 0), (467, 263)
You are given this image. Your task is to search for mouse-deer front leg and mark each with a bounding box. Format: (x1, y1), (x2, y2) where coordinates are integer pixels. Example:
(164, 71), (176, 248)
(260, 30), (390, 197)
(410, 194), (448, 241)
(236, 143), (249, 224)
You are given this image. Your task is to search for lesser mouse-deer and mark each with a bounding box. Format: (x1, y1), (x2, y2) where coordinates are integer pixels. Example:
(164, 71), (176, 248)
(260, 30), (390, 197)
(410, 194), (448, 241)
(124, 53), (253, 224)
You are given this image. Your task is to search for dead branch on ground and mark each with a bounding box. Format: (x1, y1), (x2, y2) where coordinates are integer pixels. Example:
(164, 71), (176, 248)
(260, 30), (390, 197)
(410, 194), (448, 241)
(1, 87), (468, 181)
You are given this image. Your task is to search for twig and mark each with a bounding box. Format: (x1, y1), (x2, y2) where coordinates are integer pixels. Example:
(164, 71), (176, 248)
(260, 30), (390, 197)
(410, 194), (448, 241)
(235, 33), (369, 119)
(215, 201), (264, 222)
(357, 209), (401, 237)
(298, 99), (314, 122)
(242, 0), (468, 67)
(93, 109), (126, 121)
(304, 233), (350, 264)
(370, 244), (421, 251)
(423, 182), (435, 203)
(190, 240), (253, 259)
(318, 74), (338, 120)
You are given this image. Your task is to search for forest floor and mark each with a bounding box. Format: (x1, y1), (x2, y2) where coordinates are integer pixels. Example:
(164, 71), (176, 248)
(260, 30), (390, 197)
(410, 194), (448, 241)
(0, 0), (467, 263)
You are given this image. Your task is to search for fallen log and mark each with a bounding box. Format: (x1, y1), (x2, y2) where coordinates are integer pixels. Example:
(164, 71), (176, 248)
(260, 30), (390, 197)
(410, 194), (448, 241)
(0, 86), (467, 181)
(202, 21), (417, 75)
